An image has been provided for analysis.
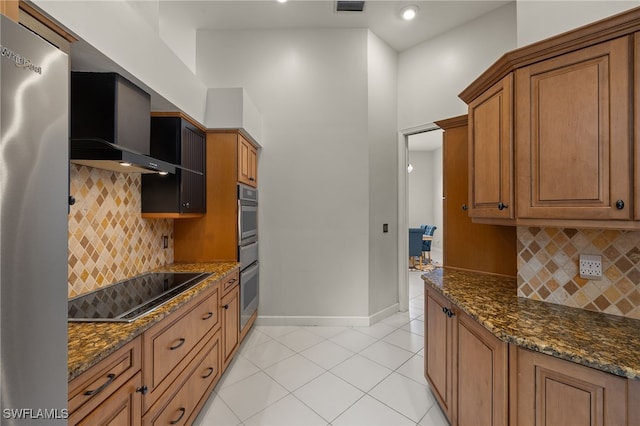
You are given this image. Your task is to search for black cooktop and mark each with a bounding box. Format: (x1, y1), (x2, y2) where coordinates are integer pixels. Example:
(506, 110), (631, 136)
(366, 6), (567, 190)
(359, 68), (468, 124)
(68, 272), (212, 322)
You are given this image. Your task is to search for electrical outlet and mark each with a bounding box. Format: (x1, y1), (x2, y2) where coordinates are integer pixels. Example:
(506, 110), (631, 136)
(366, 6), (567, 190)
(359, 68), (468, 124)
(162, 235), (169, 249)
(579, 254), (602, 279)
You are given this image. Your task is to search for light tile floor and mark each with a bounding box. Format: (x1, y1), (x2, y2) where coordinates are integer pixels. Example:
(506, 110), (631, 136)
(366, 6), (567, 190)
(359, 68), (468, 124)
(194, 270), (447, 426)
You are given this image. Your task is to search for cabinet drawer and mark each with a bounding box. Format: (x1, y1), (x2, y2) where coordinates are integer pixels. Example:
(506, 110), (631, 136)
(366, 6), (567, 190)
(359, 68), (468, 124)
(69, 337), (142, 418)
(143, 283), (220, 411)
(222, 269), (239, 294)
(143, 332), (221, 426)
(70, 371), (142, 426)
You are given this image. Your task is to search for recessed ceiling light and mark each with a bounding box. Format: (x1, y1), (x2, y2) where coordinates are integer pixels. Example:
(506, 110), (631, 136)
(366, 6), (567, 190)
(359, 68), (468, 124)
(401, 5), (418, 21)
(277, 0), (287, 3)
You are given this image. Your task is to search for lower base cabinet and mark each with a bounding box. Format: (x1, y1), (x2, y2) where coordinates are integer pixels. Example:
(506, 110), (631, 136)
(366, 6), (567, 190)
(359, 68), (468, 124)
(221, 281), (240, 369)
(511, 347), (628, 426)
(69, 268), (246, 426)
(424, 287), (507, 426)
(425, 285), (639, 426)
(68, 338), (143, 426)
(143, 331), (221, 426)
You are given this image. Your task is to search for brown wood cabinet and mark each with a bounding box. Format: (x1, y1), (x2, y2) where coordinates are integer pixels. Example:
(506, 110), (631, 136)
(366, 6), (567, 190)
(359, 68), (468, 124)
(238, 134), (258, 187)
(143, 331), (221, 426)
(456, 311), (508, 426)
(425, 288), (454, 422)
(459, 8), (640, 228)
(511, 347), (628, 426)
(437, 115), (516, 276)
(515, 36), (631, 221)
(175, 130), (258, 262)
(468, 74), (514, 221)
(221, 279), (240, 369)
(70, 270), (243, 425)
(425, 287), (508, 426)
(425, 284), (640, 426)
(142, 280), (220, 412)
(68, 338), (143, 426)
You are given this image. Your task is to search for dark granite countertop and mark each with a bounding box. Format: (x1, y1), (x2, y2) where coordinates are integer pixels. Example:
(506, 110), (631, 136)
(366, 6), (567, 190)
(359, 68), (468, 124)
(422, 267), (640, 380)
(68, 262), (239, 382)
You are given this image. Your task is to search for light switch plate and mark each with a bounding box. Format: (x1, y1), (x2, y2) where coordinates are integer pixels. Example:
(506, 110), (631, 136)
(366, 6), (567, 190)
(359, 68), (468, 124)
(579, 254), (602, 280)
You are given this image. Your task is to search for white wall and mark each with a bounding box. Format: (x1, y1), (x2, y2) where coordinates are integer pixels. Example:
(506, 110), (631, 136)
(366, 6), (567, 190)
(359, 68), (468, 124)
(516, 1), (640, 47)
(34, 0), (207, 123)
(196, 29), (372, 322)
(397, 2), (517, 130)
(367, 31), (399, 316)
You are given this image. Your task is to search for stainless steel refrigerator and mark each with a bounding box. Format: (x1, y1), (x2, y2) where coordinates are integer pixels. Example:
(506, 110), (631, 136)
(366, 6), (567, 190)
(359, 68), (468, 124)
(1, 15), (69, 424)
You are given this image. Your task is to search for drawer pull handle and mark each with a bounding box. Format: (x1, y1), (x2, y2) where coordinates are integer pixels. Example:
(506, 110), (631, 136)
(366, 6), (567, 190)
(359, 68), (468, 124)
(201, 367), (215, 379)
(170, 338), (186, 350)
(202, 312), (213, 320)
(84, 373), (116, 396)
(223, 304), (229, 310)
(227, 278), (237, 285)
(170, 407), (186, 425)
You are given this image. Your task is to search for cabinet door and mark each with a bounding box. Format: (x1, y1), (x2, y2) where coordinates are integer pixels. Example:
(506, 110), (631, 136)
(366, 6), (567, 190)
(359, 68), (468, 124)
(512, 347), (627, 426)
(516, 36), (631, 220)
(425, 288), (454, 422)
(238, 135), (257, 187)
(455, 312), (507, 426)
(222, 285), (240, 368)
(180, 123), (206, 213)
(468, 74), (513, 220)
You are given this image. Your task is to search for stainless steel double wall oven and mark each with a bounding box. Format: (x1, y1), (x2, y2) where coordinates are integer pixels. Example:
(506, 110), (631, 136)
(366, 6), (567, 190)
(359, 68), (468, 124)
(238, 183), (259, 333)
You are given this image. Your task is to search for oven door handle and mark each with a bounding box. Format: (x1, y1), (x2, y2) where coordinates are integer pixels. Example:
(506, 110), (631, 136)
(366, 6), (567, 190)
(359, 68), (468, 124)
(237, 199), (242, 243)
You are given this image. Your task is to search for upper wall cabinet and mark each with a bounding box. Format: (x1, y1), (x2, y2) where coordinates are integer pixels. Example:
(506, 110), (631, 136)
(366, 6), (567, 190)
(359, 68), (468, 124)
(238, 134), (258, 187)
(468, 74), (514, 221)
(142, 115), (206, 218)
(515, 37), (631, 221)
(460, 7), (640, 229)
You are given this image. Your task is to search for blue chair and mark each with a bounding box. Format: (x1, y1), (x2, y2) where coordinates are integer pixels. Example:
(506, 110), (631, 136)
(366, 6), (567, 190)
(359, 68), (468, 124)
(420, 225), (437, 263)
(409, 228), (424, 269)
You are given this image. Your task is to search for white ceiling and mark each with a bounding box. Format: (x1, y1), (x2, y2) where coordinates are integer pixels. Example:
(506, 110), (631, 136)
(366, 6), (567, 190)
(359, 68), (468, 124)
(159, 0), (512, 52)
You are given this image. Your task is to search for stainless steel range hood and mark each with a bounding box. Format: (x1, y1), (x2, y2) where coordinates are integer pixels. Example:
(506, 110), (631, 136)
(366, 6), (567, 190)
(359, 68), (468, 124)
(70, 72), (175, 174)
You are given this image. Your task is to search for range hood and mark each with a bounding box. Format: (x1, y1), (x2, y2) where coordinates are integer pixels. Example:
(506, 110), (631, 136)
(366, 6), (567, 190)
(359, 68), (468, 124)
(70, 72), (175, 174)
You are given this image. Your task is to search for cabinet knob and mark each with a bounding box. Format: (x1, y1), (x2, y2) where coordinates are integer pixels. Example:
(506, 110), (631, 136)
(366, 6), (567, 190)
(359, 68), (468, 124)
(249, 177), (255, 182)
(135, 385), (148, 395)
(616, 200), (625, 210)
(223, 304), (229, 310)
(182, 202), (190, 209)
(69, 195), (76, 206)
(462, 204), (468, 211)
(497, 202), (508, 211)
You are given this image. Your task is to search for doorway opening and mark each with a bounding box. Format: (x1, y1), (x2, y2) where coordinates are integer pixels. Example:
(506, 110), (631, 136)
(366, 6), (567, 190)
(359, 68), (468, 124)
(397, 124), (442, 312)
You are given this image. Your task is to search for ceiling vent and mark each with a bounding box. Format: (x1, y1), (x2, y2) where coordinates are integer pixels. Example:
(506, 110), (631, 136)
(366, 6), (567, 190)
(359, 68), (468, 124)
(336, 1), (365, 12)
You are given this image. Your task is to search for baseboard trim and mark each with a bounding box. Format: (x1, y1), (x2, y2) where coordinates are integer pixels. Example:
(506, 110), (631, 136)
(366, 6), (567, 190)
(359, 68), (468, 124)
(255, 303), (400, 327)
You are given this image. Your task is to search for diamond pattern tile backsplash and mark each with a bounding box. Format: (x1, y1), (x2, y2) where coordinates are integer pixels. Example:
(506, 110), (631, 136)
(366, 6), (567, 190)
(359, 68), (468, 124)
(518, 227), (640, 319)
(68, 165), (173, 297)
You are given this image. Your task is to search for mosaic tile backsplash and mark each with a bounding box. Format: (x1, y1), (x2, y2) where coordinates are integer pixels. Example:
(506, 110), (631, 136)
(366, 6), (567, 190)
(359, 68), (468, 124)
(517, 227), (640, 319)
(68, 165), (173, 297)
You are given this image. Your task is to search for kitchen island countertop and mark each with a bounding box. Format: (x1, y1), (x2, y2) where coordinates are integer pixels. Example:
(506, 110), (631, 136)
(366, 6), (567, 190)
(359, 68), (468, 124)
(422, 267), (640, 379)
(68, 262), (239, 382)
